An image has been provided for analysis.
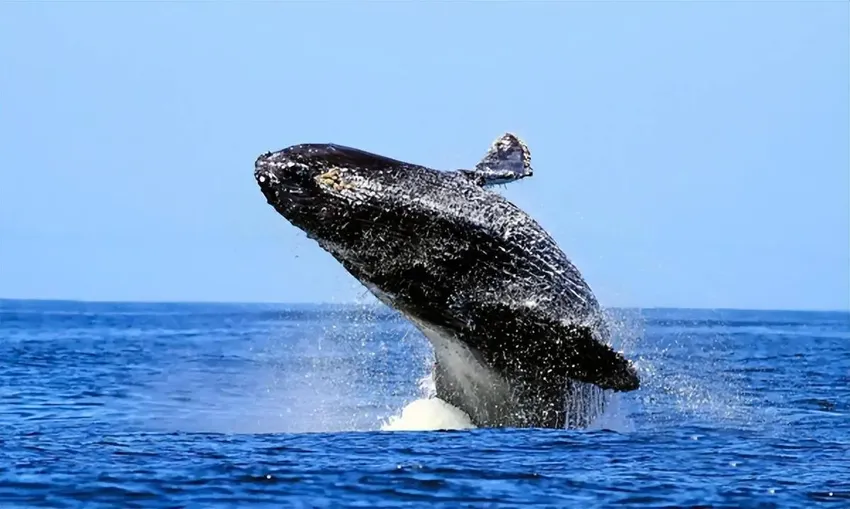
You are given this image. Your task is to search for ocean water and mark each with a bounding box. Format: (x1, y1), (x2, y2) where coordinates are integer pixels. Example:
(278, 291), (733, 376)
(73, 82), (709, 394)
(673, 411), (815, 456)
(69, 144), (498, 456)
(1, 299), (848, 508)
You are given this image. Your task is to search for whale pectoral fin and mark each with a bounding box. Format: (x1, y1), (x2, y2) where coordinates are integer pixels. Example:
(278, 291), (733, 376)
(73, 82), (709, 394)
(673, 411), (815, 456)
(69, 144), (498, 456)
(458, 133), (533, 186)
(465, 302), (640, 393)
(550, 322), (640, 392)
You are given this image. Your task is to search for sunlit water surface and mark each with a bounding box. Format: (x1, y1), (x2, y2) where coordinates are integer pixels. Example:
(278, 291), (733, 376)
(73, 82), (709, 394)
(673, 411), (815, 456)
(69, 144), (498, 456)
(1, 300), (848, 507)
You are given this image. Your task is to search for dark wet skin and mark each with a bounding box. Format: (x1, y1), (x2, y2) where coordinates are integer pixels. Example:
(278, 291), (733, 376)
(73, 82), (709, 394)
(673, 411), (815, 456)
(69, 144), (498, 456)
(254, 135), (639, 428)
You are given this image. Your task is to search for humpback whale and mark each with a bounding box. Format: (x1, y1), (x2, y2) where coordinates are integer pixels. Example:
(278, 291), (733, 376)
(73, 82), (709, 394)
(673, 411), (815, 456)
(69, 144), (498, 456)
(254, 133), (640, 429)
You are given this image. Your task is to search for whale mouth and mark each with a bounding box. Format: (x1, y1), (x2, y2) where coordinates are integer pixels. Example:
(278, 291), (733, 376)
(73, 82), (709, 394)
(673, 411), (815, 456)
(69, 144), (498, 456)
(254, 161), (318, 208)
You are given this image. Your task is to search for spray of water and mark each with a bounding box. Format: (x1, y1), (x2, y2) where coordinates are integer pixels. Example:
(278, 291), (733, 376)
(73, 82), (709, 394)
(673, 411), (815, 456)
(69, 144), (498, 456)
(603, 307), (758, 430)
(187, 292), (756, 435)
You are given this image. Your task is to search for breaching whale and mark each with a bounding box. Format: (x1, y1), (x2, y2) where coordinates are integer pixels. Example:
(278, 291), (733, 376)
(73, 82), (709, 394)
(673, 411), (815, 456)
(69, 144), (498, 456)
(254, 133), (640, 429)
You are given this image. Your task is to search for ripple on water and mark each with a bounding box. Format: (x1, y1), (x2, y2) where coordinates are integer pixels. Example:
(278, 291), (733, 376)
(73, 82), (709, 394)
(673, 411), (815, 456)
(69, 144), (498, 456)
(0, 302), (848, 507)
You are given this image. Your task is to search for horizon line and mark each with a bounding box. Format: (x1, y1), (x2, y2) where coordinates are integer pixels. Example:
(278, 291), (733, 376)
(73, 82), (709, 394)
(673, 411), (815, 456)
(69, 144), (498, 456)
(0, 296), (847, 315)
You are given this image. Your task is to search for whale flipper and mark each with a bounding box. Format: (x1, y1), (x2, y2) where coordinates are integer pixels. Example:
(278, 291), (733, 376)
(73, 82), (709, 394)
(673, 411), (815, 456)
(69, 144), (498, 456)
(423, 310), (637, 428)
(458, 133), (533, 186)
(457, 301), (640, 393)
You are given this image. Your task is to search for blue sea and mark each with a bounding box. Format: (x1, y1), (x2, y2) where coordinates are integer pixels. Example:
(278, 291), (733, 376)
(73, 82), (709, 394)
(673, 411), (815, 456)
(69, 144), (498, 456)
(1, 299), (848, 508)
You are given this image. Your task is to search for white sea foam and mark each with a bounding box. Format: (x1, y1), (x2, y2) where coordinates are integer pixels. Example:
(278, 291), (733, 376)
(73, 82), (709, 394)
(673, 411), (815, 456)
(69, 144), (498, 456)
(381, 397), (476, 431)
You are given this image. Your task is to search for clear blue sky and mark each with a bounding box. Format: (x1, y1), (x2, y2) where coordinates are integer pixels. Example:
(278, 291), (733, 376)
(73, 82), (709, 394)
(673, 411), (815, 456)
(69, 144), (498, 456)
(1, 2), (847, 311)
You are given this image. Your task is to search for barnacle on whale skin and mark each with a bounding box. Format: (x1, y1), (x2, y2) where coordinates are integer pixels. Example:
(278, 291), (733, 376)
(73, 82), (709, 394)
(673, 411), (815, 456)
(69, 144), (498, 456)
(317, 167), (355, 191)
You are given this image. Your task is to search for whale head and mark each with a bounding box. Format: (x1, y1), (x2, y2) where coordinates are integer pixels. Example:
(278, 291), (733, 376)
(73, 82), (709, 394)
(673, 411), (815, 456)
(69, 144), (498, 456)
(254, 143), (423, 242)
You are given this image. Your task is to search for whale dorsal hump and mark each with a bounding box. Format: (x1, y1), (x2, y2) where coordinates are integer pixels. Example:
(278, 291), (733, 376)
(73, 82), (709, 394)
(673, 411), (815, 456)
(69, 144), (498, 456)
(458, 133), (533, 186)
